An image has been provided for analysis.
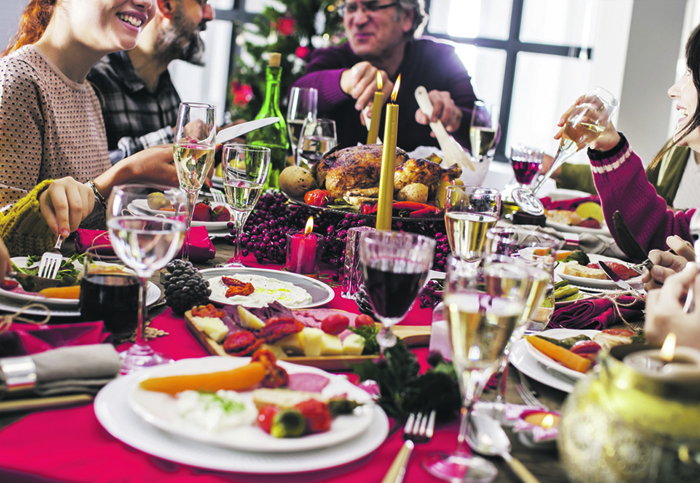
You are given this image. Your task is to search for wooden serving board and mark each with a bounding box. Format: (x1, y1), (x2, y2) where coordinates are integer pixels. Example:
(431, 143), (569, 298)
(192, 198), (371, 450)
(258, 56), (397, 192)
(184, 310), (431, 371)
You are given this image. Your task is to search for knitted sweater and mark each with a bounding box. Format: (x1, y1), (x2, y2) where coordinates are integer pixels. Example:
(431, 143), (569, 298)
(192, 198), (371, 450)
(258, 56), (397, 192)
(589, 133), (694, 254)
(0, 45), (109, 227)
(0, 179), (57, 257)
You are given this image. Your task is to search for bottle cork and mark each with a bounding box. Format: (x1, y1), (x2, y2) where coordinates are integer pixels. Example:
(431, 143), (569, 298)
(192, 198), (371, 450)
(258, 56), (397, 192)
(269, 53), (281, 67)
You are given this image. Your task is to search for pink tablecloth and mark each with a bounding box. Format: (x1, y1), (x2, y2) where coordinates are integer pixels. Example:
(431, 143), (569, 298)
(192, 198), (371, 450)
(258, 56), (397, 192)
(0, 259), (453, 483)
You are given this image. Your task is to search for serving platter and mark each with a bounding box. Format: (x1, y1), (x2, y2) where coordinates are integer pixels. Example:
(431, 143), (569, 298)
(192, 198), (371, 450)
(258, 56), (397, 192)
(555, 254), (642, 290)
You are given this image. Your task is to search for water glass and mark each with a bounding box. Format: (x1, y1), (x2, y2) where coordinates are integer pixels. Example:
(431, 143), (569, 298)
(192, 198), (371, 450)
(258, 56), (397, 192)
(287, 87), (318, 165)
(341, 226), (376, 299)
(297, 118), (337, 168)
(444, 185), (501, 257)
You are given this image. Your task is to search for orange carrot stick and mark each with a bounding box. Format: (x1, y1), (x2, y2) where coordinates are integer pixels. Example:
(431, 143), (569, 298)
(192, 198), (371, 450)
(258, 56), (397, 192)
(526, 336), (592, 373)
(139, 361), (267, 395)
(39, 286), (81, 299)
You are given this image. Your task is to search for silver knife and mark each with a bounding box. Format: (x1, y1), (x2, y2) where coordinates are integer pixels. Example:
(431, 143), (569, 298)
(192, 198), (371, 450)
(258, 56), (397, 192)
(215, 117), (280, 145)
(598, 260), (640, 295)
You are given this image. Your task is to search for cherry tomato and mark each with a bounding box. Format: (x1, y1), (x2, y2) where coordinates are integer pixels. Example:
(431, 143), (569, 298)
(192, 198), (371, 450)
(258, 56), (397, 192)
(257, 405), (279, 434)
(304, 189), (332, 207)
(295, 399), (332, 433)
(354, 314), (375, 328)
(321, 313), (350, 335)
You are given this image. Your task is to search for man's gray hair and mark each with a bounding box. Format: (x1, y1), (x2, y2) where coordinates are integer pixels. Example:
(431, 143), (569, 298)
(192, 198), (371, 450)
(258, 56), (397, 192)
(397, 0), (428, 38)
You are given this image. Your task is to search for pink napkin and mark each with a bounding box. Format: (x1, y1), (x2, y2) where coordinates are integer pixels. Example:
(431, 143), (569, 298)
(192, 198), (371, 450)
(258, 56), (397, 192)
(549, 295), (645, 330)
(540, 195), (601, 211)
(74, 226), (216, 262)
(0, 321), (111, 357)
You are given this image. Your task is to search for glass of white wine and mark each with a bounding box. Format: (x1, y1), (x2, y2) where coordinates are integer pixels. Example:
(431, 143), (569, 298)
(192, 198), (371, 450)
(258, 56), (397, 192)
(287, 87), (318, 165)
(469, 101), (499, 163)
(107, 184), (187, 375)
(173, 102), (217, 261)
(444, 185), (501, 257)
(221, 144), (271, 267)
(297, 118), (337, 169)
(512, 87), (619, 215)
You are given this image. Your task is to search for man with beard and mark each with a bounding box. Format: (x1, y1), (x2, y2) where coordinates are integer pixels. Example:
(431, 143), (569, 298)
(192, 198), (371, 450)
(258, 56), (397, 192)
(88, 0), (214, 164)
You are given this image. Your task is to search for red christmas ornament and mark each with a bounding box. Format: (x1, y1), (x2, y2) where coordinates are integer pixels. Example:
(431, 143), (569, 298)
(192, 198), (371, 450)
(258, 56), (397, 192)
(295, 46), (310, 60)
(277, 17), (295, 36)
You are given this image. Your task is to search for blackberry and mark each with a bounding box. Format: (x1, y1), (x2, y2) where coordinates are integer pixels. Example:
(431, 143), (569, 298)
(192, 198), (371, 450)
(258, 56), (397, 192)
(163, 260), (212, 315)
(355, 283), (375, 317)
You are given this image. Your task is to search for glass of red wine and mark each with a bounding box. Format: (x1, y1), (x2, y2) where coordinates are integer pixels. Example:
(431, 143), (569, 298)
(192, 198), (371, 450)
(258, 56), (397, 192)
(359, 231), (436, 353)
(509, 144), (544, 189)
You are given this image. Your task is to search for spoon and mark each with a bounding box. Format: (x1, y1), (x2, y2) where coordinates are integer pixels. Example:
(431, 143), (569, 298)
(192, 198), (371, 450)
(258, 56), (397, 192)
(468, 411), (541, 483)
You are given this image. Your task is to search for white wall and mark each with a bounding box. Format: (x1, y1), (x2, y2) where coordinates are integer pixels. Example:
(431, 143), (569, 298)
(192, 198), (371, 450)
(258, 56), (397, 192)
(0, 1), (24, 54)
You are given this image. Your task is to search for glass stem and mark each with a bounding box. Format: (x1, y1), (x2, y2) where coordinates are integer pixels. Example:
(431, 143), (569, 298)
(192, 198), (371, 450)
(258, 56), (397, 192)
(455, 401), (475, 457)
(229, 211), (247, 265)
(133, 276), (151, 351)
(182, 189), (198, 262)
(531, 144), (571, 195)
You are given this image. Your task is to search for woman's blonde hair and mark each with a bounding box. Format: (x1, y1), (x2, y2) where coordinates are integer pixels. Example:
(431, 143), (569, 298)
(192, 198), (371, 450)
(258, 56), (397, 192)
(2, 0), (56, 57)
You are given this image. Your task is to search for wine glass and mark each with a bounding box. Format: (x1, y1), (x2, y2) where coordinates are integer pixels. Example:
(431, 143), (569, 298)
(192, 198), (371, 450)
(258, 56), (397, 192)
(444, 185), (501, 257)
(221, 144), (271, 267)
(297, 118), (337, 169)
(509, 144), (544, 189)
(287, 87), (318, 165)
(423, 255), (528, 482)
(107, 184), (187, 375)
(512, 87), (619, 215)
(469, 101), (499, 163)
(359, 231), (435, 353)
(173, 102), (217, 261)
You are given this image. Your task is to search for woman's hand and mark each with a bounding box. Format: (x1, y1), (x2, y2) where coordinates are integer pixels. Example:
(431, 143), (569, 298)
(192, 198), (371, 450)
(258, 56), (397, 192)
(553, 95), (620, 152)
(39, 177), (95, 238)
(645, 262), (700, 350)
(642, 236), (696, 290)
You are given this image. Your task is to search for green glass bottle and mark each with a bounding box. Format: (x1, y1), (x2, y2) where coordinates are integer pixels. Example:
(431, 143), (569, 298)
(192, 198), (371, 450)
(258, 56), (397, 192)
(248, 52), (290, 190)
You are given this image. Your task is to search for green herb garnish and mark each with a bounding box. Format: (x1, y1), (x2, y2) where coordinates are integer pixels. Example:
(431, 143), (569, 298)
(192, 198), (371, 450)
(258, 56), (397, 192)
(198, 391), (246, 414)
(349, 324), (380, 355)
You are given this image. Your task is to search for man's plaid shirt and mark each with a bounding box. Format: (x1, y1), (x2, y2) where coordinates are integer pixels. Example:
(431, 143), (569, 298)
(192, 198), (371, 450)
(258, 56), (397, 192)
(88, 51), (181, 164)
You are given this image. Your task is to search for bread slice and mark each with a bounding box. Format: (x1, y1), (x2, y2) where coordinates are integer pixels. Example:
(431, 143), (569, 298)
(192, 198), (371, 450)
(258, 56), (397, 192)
(561, 261), (607, 280)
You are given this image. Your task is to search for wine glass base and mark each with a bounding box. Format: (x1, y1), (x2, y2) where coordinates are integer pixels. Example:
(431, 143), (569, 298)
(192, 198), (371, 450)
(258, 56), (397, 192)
(511, 188), (545, 216)
(423, 452), (498, 483)
(119, 344), (173, 376)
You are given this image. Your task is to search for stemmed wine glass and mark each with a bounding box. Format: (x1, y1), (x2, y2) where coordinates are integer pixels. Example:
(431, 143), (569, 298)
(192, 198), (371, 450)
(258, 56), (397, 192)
(221, 144), (271, 267)
(173, 102), (217, 261)
(107, 184), (187, 375)
(423, 255), (529, 482)
(512, 87), (619, 215)
(469, 101), (499, 163)
(445, 185), (501, 257)
(297, 118), (337, 169)
(359, 231), (435, 353)
(509, 144), (544, 189)
(287, 87), (318, 165)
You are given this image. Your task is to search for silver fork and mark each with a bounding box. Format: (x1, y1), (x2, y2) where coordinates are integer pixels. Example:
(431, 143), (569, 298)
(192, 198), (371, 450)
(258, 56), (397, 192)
(37, 235), (63, 279)
(513, 367), (547, 410)
(381, 411), (436, 483)
(210, 188), (226, 205)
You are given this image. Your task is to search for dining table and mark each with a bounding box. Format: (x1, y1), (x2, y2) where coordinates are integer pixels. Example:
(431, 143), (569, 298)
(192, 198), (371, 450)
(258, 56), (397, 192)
(0, 234), (571, 483)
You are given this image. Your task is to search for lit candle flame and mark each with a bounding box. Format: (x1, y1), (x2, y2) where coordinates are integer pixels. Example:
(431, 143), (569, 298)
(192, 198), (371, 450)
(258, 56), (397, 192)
(304, 216), (314, 235)
(660, 332), (676, 362)
(391, 74), (401, 103)
(542, 414), (555, 429)
(376, 72), (383, 91)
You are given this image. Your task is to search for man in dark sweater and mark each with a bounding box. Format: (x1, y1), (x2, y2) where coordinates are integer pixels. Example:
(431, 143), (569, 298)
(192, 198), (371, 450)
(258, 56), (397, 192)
(292, 0), (478, 151)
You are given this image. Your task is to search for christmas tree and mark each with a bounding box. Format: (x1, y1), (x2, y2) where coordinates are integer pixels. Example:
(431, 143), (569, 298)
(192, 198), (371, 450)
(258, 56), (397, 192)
(228, 1), (344, 121)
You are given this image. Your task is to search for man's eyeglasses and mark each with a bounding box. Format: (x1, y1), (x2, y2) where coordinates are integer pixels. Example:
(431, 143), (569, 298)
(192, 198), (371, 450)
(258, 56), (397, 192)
(338, 1), (399, 17)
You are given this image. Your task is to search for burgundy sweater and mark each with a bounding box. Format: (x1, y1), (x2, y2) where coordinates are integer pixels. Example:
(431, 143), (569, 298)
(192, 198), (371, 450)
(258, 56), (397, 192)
(589, 133), (695, 254)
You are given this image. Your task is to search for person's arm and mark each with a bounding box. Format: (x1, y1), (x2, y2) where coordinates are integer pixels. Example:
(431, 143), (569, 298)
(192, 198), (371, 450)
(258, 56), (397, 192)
(111, 127), (175, 164)
(292, 47), (356, 112)
(557, 163), (597, 194)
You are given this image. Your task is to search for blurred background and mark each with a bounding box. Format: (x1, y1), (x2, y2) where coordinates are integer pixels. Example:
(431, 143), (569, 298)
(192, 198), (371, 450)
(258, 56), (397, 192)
(1, 0), (697, 165)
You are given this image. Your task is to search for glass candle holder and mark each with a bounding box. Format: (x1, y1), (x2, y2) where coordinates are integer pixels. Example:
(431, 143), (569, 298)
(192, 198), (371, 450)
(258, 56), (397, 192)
(285, 231), (324, 275)
(341, 226), (375, 299)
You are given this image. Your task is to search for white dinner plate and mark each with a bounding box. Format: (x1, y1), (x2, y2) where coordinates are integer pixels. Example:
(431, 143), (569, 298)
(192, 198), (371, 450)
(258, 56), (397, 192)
(523, 328), (600, 382)
(128, 357), (374, 453)
(510, 338), (577, 393)
(555, 254), (642, 290)
(546, 219), (610, 236)
(200, 267), (335, 309)
(95, 366), (389, 474)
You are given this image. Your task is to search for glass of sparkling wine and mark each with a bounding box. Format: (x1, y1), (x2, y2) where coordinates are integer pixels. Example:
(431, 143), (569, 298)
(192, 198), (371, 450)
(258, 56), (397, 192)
(173, 102), (217, 261)
(107, 184), (187, 375)
(445, 185), (501, 257)
(221, 144), (271, 267)
(297, 118), (337, 169)
(469, 101), (499, 163)
(423, 255), (527, 482)
(359, 231), (435, 353)
(287, 87), (318, 165)
(512, 87), (618, 215)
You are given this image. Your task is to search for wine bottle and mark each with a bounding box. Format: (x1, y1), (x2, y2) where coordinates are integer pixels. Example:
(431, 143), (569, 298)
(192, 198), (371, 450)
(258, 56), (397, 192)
(247, 52), (290, 190)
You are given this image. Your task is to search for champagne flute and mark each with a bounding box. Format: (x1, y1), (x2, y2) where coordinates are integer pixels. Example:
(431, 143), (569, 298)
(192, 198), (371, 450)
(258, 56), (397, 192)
(423, 255), (528, 482)
(509, 144), (544, 189)
(512, 87), (619, 215)
(221, 144), (271, 268)
(445, 185), (501, 257)
(359, 231), (435, 353)
(107, 184), (187, 375)
(287, 87), (318, 165)
(469, 101), (499, 163)
(173, 102), (217, 261)
(297, 118), (337, 169)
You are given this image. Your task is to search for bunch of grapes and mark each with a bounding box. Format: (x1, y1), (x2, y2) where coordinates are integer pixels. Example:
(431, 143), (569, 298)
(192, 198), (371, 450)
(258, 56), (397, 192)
(419, 280), (443, 309)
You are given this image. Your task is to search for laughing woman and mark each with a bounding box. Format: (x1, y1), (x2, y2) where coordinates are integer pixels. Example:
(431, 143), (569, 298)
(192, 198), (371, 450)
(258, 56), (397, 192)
(0, 0), (178, 256)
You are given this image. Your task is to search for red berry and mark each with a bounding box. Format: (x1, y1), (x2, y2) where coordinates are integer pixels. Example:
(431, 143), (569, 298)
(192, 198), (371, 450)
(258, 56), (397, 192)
(355, 314), (375, 328)
(321, 313), (350, 335)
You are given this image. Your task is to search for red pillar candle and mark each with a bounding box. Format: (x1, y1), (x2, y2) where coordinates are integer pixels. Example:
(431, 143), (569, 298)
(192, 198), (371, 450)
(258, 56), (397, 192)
(286, 217), (323, 275)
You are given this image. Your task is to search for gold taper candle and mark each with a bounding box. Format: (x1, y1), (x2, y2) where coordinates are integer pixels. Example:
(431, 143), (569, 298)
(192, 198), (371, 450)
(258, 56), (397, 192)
(366, 73), (384, 144)
(376, 75), (401, 230)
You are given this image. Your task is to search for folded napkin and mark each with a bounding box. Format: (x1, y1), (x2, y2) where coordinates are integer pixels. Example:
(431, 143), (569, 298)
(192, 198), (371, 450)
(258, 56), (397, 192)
(549, 295), (645, 330)
(0, 321), (111, 357)
(75, 226), (216, 262)
(540, 195), (601, 211)
(1, 344), (121, 397)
